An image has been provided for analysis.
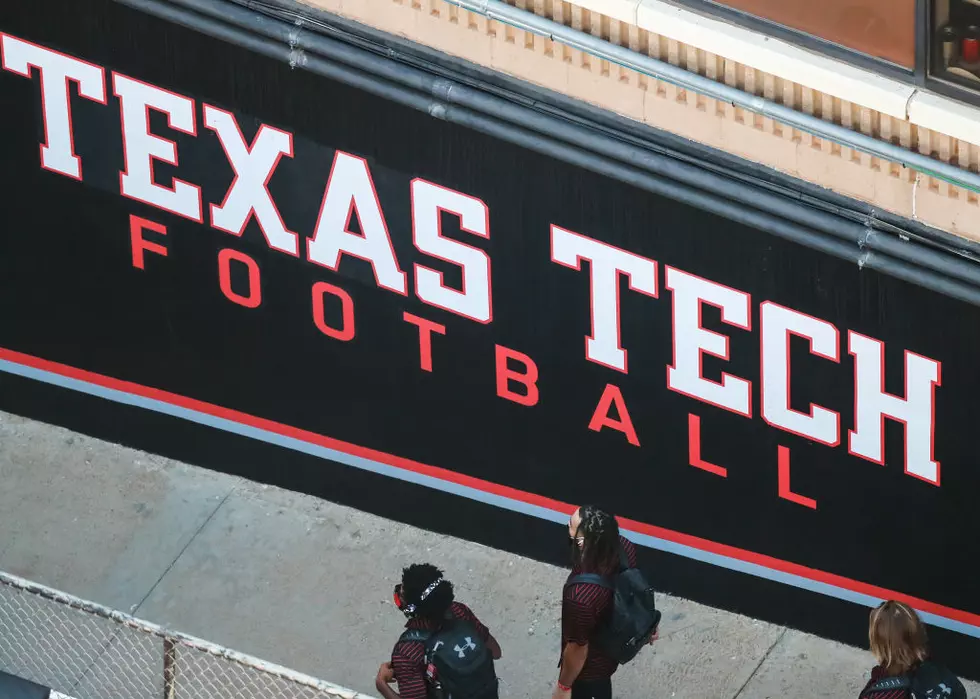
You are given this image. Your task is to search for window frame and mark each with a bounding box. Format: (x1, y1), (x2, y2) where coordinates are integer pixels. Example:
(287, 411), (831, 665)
(663, 0), (980, 109)
(923, 0), (980, 107)
(665, 0), (926, 81)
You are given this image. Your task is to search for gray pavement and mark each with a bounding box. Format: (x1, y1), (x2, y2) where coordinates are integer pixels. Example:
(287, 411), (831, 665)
(0, 409), (975, 699)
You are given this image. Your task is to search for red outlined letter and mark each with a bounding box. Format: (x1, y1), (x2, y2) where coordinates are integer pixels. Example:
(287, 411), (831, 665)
(495, 345), (539, 406)
(1, 34), (106, 180)
(588, 384), (640, 446)
(203, 105), (298, 256)
(848, 331), (941, 486)
(403, 312), (446, 372)
(113, 73), (202, 222)
(411, 178), (492, 323)
(312, 282), (355, 341)
(760, 302), (840, 446)
(778, 446), (817, 510)
(218, 248), (261, 309)
(307, 151), (407, 295)
(551, 225), (657, 373)
(129, 215), (168, 270)
(688, 413), (726, 477)
(666, 267), (752, 417)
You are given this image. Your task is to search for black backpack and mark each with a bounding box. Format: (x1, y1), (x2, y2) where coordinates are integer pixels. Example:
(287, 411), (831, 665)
(400, 617), (498, 699)
(862, 661), (966, 699)
(565, 547), (662, 665)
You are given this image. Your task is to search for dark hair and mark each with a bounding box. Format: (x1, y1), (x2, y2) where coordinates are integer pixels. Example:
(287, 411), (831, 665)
(401, 563), (455, 620)
(573, 505), (620, 575)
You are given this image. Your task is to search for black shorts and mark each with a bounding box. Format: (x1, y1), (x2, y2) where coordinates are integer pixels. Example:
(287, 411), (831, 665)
(571, 677), (612, 699)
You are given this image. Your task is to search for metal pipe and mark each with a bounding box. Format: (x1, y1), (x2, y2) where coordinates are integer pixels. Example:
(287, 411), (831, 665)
(425, 82), (980, 287)
(445, 0), (980, 195)
(169, 0), (980, 289)
(252, 0), (980, 263)
(111, 0), (980, 305)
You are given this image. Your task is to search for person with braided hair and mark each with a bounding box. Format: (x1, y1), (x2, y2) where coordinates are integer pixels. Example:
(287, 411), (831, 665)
(554, 505), (656, 699)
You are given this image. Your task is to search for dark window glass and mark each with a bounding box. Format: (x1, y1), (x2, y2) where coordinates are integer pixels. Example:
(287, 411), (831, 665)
(705, 0), (917, 68)
(932, 0), (980, 90)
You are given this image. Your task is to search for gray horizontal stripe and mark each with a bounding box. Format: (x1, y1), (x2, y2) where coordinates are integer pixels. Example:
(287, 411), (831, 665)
(1, 357), (976, 638)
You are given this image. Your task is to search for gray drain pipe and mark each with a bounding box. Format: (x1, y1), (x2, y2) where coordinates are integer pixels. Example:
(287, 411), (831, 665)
(111, 0), (980, 305)
(447, 0), (980, 195)
(165, 0), (980, 290)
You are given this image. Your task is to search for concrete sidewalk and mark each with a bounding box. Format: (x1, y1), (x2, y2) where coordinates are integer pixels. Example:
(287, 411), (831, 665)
(0, 409), (975, 699)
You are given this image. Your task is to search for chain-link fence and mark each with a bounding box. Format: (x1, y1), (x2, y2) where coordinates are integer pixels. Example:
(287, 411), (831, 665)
(0, 570), (375, 699)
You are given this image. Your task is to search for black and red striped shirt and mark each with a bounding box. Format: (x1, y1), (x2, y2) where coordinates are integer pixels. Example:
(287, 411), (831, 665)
(561, 535), (638, 681)
(391, 602), (491, 699)
(858, 666), (913, 699)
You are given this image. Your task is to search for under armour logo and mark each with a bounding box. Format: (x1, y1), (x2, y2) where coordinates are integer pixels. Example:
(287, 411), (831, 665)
(454, 637), (477, 658)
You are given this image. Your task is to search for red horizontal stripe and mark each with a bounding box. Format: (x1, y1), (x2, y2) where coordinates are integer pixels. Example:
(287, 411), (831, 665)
(2, 346), (978, 630)
(617, 513), (980, 627)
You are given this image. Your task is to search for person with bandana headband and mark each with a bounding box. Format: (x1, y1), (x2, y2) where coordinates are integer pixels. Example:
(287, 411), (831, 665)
(377, 563), (502, 699)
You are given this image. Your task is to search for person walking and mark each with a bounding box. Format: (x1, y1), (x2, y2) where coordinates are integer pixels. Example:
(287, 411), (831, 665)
(858, 600), (966, 699)
(554, 505), (659, 699)
(376, 563), (502, 699)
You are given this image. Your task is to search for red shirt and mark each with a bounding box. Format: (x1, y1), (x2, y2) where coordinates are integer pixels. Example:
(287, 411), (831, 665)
(561, 535), (638, 681)
(391, 601), (491, 699)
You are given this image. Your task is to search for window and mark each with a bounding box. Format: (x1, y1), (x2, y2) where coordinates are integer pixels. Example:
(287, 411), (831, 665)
(705, 0), (917, 68)
(669, 0), (980, 105)
(932, 0), (980, 90)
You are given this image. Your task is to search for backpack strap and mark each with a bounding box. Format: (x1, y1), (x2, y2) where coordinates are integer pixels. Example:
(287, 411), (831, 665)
(565, 573), (613, 589)
(618, 544), (629, 572)
(564, 544), (630, 588)
(399, 608), (456, 645)
(865, 675), (911, 694)
(398, 629), (433, 644)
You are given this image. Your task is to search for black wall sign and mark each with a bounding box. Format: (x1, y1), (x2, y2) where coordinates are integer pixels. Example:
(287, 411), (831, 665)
(1, 0), (978, 674)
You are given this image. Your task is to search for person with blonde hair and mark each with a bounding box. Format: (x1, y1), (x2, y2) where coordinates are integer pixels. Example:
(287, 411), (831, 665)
(858, 600), (966, 698)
